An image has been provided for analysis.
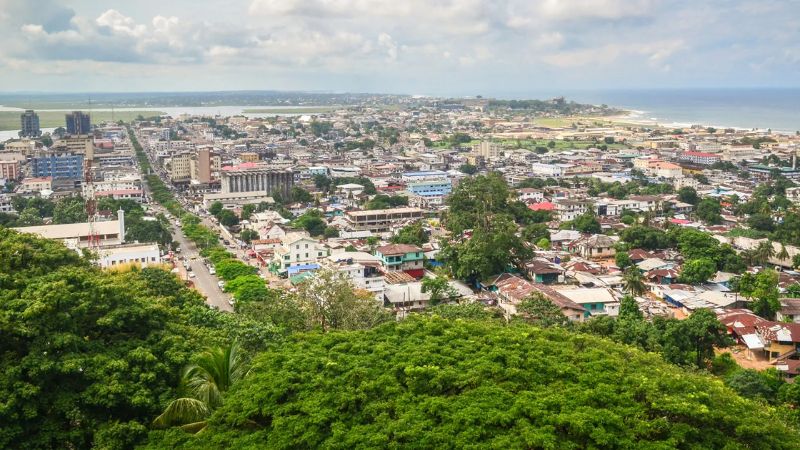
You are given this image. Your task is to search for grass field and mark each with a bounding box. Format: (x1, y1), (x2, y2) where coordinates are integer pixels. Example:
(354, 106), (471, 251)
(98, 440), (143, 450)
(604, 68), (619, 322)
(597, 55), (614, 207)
(242, 107), (337, 114)
(0, 110), (165, 131)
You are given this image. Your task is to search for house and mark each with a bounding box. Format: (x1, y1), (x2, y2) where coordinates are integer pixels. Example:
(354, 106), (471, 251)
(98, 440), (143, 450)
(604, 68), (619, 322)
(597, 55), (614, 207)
(525, 258), (565, 284)
(756, 322), (800, 361)
(573, 234), (617, 259)
(636, 257), (671, 272)
(375, 244), (425, 278)
(518, 188), (544, 202)
(645, 268), (679, 285)
(493, 275), (586, 322)
(628, 249), (654, 264)
(271, 234), (328, 272)
(553, 287), (620, 318)
(326, 252), (385, 300)
(777, 298), (800, 324)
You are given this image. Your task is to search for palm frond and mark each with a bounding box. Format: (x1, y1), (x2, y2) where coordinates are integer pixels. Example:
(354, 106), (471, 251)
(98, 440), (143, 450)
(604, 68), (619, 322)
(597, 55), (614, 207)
(152, 397), (211, 428)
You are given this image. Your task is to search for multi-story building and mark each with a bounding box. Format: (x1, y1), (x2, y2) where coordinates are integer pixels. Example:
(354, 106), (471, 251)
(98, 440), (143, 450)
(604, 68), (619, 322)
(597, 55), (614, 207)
(0, 160), (20, 180)
(678, 151), (721, 166)
(240, 152), (260, 163)
(20, 176), (52, 192)
(271, 234), (328, 272)
(31, 152), (84, 179)
(0, 194), (14, 213)
(472, 141), (499, 159)
(723, 145), (762, 162)
(345, 207), (426, 232)
(220, 164), (296, 199)
(191, 146), (212, 183)
(375, 244), (425, 279)
(96, 243), (161, 268)
(167, 151), (192, 182)
(65, 111), (91, 135)
(19, 110), (41, 138)
(57, 135), (94, 160)
(554, 199), (592, 221)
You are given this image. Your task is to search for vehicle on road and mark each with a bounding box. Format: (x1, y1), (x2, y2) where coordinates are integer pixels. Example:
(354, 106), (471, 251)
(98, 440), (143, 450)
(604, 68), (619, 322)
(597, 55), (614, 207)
(209, 267), (216, 275)
(228, 298), (235, 306)
(218, 280), (225, 289)
(188, 271), (195, 278)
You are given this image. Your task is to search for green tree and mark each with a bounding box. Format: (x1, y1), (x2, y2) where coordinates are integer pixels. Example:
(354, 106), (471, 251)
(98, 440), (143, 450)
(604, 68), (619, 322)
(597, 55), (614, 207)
(615, 251), (632, 270)
(323, 226), (340, 239)
(623, 266), (647, 297)
(239, 229), (260, 243)
(459, 163), (477, 175)
(521, 223), (549, 244)
(679, 258), (717, 284)
(391, 222), (428, 246)
(168, 317), (800, 449)
(215, 260), (258, 281)
(618, 295), (643, 320)
(218, 209), (239, 227)
(154, 342), (247, 433)
(208, 201), (223, 216)
(677, 186), (699, 205)
(52, 196), (87, 224)
(737, 270), (780, 319)
(572, 211), (602, 234)
(421, 273), (458, 305)
(292, 209), (327, 236)
(696, 198), (722, 224)
(296, 268), (390, 332)
(17, 206), (43, 225)
(517, 293), (569, 327)
(291, 186), (314, 203)
(240, 203), (256, 221)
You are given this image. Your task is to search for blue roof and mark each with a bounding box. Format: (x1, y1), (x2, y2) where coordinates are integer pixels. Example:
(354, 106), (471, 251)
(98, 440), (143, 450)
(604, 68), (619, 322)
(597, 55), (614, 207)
(403, 170), (448, 177)
(287, 264), (320, 275)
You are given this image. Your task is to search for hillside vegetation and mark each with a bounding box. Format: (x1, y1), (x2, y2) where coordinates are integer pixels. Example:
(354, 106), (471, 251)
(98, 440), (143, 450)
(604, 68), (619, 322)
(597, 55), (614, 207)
(149, 318), (800, 449)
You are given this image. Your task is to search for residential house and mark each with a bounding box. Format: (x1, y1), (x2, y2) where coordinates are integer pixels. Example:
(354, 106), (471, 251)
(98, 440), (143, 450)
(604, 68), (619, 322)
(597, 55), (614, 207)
(271, 233), (328, 272)
(375, 243), (425, 278)
(573, 234), (617, 259)
(524, 258), (565, 284)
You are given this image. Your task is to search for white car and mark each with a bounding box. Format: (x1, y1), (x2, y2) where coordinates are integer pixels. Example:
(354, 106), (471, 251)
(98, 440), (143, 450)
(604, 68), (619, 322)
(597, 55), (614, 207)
(228, 298), (235, 306)
(188, 272), (196, 278)
(218, 281), (225, 289)
(209, 267), (216, 275)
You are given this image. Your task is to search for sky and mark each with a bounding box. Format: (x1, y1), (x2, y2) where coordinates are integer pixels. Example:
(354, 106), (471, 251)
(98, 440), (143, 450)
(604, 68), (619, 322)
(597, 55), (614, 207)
(0, 0), (798, 95)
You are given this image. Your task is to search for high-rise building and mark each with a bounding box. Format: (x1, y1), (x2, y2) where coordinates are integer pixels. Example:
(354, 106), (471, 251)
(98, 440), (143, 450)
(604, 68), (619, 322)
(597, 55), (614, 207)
(65, 111), (91, 135)
(31, 151), (84, 179)
(19, 110), (41, 138)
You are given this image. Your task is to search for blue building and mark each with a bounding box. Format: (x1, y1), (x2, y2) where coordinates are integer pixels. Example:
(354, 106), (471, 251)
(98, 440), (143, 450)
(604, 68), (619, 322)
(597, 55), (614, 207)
(32, 152), (84, 179)
(406, 179), (452, 197)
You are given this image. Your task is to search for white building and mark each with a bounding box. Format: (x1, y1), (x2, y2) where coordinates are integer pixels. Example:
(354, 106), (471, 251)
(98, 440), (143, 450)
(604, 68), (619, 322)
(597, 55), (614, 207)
(272, 234), (328, 271)
(97, 243), (161, 268)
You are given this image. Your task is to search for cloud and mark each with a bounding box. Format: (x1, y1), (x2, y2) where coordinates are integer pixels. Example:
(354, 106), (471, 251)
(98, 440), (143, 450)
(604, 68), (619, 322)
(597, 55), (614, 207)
(0, 0), (798, 92)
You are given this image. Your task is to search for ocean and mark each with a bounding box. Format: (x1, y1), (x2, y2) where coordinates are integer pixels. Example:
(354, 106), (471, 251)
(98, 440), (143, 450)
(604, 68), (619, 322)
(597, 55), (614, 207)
(488, 88), (800, 133)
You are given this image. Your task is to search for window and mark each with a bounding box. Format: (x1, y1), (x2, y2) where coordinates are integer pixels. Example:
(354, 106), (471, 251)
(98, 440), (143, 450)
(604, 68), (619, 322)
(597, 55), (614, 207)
(305, 244), (308, 249)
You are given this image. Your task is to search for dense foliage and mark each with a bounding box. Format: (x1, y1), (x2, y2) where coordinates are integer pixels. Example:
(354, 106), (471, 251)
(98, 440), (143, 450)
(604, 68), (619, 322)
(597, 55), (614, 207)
(0, 229), (276, 449)
(150, 317), (800, 449)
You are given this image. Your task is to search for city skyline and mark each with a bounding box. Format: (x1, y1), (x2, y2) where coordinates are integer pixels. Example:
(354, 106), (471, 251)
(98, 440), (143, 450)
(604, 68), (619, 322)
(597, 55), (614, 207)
(0, 0), (798, 94)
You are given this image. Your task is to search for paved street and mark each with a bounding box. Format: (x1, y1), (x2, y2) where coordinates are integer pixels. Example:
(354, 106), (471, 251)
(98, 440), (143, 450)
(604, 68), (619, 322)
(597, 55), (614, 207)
(136, 139), (233, 312)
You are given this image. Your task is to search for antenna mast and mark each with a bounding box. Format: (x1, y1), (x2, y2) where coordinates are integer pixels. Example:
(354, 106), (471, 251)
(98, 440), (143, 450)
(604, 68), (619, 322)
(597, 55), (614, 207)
(84, 158), (100, 249)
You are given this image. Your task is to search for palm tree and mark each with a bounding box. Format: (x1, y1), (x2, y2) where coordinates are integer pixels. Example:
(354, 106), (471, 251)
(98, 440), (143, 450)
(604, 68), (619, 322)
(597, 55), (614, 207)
(154, 342), (247, 433)
(777, 243), (790, 263)
(623, 266), (648, 297)
(754, 240), (776, 266)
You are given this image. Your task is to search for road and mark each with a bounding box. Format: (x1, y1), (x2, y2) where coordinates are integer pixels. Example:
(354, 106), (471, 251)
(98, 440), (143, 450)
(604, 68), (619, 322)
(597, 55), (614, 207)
(134, 133), (233, 312)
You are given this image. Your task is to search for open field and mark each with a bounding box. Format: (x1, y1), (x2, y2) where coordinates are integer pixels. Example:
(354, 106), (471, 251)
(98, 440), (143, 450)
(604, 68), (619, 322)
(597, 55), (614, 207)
(242, 107), (337, 114)
(0, 110), (165, 131)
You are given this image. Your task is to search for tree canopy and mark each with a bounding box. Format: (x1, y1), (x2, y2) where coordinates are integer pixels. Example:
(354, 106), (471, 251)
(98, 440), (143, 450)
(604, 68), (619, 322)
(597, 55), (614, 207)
(152, 317), (800, 449)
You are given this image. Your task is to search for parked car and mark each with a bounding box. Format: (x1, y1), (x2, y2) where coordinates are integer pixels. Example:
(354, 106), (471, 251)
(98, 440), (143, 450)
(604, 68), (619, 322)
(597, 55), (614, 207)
(188, 271), (196, 278)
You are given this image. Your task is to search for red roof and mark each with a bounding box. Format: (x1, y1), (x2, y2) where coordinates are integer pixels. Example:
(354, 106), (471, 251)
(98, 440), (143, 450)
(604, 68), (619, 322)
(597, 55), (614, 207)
(669, 218), (691, 225)
(682, 151), (718, 158)
(529, 201), (555, 211)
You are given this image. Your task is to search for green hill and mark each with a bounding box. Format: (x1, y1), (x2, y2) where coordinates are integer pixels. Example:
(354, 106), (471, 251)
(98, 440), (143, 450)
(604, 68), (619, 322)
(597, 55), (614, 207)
(150, 318), (800, 449)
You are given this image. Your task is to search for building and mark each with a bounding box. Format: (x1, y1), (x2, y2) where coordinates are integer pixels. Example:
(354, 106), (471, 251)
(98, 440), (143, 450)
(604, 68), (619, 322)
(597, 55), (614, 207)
(19, 110), (41, 138)
(0, 194), (14, 213)
(20, 176), (52, 192)
(240, 152), (260, 163)
(0, 160), (20, 180)
(96, 243), (161, 268)
(723, 145), (762, 162)
(167, 152), (192, 182)
(203, 191), (274, 210)
(191, 146), (212, 183)
(56, 135), (94, 160)
(554, 199), (592, 221)
(678, 151), (721, 166)
(326, 252), (385, 299)
(65, 111), (91, 135)
(271, 234), (328, 272)
(12, 209), (126, 248)
(472, 141), (499, 158)
(220, 165), (296, 199)
(31, 152), (84, 179)
(375, 244), (425, 278)
(748, 164), (800, 181)
(345, 207), (426, 232)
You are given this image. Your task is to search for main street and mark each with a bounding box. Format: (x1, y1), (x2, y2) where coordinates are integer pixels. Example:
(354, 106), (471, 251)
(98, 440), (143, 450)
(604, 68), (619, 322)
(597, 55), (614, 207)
(134, 134), (233, 312)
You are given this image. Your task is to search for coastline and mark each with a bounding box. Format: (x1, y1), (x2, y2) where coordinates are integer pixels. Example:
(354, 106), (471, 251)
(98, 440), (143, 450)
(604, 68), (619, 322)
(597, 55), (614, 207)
(605, 109), (794, 135)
